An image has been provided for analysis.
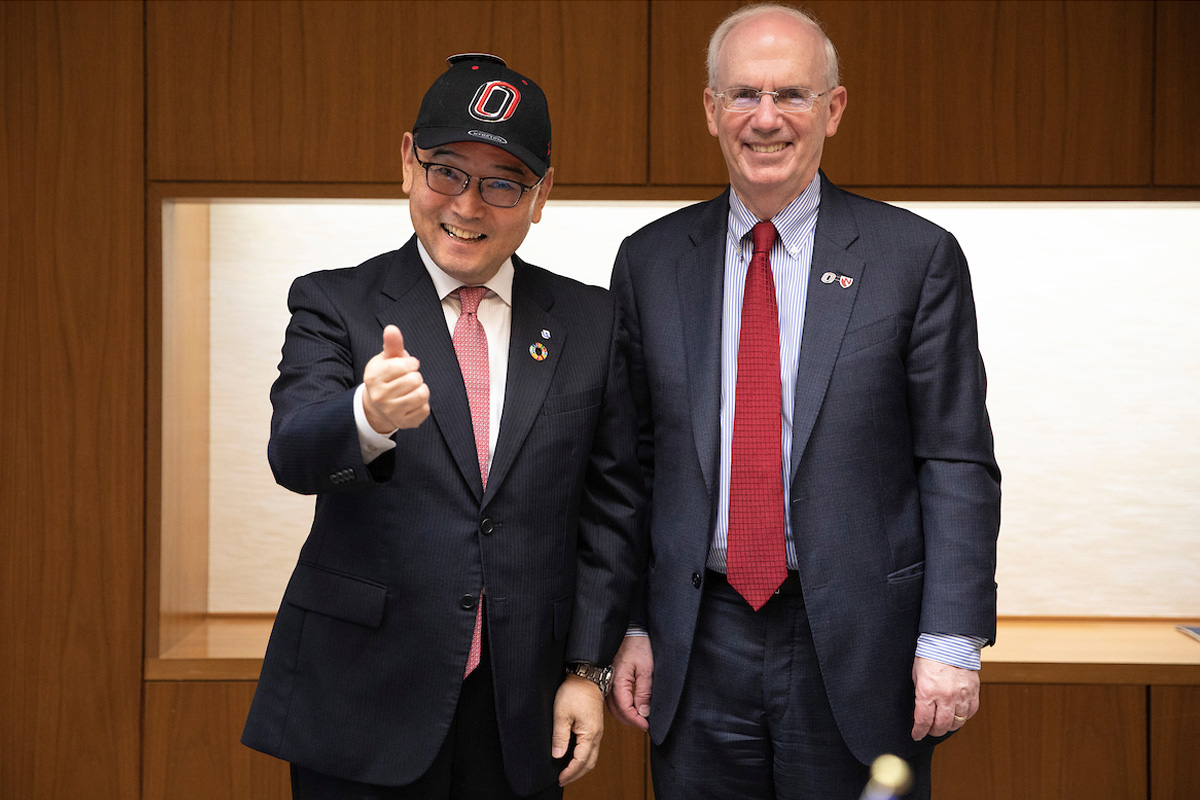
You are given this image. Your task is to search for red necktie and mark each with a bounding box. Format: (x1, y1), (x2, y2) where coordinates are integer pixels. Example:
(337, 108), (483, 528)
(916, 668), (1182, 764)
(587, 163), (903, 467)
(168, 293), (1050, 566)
(726, 221), (788, 610)
(452, 286), (489, 676)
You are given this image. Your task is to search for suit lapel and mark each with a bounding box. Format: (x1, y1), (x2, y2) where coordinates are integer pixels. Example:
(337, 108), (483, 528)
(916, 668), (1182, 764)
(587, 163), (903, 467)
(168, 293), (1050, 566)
(485, 258), (562, 503)
(677, 193), (730, 494)
(789, 175), (864, 483)
(376, 237), (484, 499)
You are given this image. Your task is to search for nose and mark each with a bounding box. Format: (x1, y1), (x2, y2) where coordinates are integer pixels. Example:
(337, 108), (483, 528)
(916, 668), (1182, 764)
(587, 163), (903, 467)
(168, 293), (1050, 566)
(451, 180), (488, 217)
(749, 92), (784, 128)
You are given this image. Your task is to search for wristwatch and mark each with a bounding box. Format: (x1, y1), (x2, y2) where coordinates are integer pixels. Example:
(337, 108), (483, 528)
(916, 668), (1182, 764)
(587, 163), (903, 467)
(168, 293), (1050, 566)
(565, 661), (614, 696)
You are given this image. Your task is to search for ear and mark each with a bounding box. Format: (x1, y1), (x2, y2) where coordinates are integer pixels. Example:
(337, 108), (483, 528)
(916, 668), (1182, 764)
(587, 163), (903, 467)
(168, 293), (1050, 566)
(530, 166), (554, 224)
(401, 132), (416, 194)
(704, 87), (720, 137)
(824, 86), (847, 138)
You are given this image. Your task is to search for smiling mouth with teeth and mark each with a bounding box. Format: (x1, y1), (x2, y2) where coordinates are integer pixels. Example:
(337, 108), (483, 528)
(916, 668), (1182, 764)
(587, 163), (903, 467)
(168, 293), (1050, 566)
(749, 143), (788, 154)
(444, 224), (485, 240)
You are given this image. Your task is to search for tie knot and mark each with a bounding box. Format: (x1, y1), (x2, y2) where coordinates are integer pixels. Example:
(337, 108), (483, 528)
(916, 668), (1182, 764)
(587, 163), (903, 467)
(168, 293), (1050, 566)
(751, 221), (777, 256)
(454, 286), (488, 314)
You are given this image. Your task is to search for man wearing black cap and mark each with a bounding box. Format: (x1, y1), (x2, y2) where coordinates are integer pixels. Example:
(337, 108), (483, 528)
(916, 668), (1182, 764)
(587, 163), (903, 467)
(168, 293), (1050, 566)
(242, 55), (645, 800)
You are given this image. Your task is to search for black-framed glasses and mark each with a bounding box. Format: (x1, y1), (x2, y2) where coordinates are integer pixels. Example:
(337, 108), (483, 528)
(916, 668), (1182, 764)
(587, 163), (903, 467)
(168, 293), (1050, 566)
(714, 87), (829, 113)
(411, 145), (543, 209)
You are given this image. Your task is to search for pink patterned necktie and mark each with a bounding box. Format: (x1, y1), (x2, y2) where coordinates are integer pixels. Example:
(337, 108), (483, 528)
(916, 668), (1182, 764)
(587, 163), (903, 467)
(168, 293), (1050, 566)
(726, 221), (788, 610)
(452, 286), (489, 676)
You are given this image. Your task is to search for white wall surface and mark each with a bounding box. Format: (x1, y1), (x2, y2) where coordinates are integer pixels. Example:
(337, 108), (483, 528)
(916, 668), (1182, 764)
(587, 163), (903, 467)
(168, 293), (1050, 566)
(196, 199), (1200, 616)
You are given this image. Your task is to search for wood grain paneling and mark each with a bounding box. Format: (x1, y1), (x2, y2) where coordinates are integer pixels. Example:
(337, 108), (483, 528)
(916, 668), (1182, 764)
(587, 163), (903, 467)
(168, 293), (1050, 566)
(147, 1), (647, 185)
(143, 682), (645, 800)
(651, 0), (1154, 187)
(565, 715), (648, 800)
(648, 0), (738, 186)
(1150, 685), (1200, 800)
(0, 2), (144, 798)
(933, 684), (1147, 799)
(143, 682), (290, 800)
(1153, 1), (1200, 186)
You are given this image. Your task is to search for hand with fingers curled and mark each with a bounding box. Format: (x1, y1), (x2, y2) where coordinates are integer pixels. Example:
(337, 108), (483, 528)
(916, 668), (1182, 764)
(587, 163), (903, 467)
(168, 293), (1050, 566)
(911, 656), (980, 741)
(552, 675), (606, 786)
(606, 634), (653, 732)
(362, 324), (431, 433)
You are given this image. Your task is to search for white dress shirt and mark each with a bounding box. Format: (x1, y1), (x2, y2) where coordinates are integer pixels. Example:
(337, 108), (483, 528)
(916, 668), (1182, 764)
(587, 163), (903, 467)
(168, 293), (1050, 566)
(354, 239), (513, 466)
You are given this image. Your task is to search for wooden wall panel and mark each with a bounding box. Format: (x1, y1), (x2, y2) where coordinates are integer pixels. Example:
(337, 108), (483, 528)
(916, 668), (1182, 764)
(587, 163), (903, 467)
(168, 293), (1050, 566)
(1150, 685), (1200, 800)
(648, 0), (737, 187)
(0, 2), (144, 798)
(1153, 1), (1200, 186)
(143, 682), (290, 800)
(932, 684), (1147, 799)
(650, 0), (1154, 188)
(565, 716), (648, 800)
(147, 1), (647, 185)
(143, 682), (646, 800)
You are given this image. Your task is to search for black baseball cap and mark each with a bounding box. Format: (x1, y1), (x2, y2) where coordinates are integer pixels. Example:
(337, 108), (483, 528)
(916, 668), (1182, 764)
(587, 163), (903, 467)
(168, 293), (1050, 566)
(413, 54), (552, 178)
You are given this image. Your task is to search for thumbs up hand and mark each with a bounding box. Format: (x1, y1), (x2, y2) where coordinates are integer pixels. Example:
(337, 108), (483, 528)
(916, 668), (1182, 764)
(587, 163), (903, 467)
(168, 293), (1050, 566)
(362, 325), (430, 432)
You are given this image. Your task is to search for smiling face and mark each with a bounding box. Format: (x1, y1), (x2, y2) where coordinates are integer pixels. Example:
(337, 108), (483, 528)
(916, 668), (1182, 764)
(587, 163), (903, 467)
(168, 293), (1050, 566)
(704, 11), (847, 220)
(401, 133), (553, 285)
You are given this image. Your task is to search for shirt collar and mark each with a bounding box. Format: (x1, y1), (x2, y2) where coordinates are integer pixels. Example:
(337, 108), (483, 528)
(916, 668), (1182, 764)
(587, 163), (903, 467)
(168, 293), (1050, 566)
(727, 173), (822, 256)
(416, 238), (515, 307)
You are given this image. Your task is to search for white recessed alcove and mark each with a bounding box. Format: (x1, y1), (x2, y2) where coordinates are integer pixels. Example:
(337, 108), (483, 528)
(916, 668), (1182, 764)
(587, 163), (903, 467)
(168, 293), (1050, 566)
(158, 198), (1200, 636)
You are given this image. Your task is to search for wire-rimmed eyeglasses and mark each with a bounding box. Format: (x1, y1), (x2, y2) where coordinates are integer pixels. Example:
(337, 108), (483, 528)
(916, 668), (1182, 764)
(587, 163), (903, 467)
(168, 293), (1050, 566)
(714, 87), (829, 113)
(411, 145), (544, 209)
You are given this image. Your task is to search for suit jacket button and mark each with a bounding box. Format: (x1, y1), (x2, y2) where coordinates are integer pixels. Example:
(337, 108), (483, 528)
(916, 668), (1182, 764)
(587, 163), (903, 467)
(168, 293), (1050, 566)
(479, 518), (494, 535)
(460, 595), (476, 610)
(692, 572), (703, 589)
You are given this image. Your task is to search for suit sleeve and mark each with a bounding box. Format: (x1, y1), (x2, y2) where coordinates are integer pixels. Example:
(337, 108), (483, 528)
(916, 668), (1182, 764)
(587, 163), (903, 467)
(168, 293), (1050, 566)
(565, 291), (649, 665)
(267, 273), (395, 495)
(907, 231), (1001, 643)
(609, 240), (653, 630)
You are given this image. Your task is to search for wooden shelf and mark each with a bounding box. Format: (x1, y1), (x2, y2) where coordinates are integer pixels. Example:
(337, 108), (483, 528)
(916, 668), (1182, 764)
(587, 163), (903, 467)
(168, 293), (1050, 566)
(982, 618), (1200, 685)
(144, 615), (1200, 684)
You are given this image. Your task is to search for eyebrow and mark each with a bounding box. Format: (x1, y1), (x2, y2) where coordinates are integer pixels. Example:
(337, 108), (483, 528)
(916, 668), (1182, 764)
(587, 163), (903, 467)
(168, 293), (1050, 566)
(429, 147), (530, 181)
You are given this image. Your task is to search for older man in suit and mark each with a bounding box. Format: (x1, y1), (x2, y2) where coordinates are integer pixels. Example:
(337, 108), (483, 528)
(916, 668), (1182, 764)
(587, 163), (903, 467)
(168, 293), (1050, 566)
(242, 54), (644, 800)
(606, 5), (1000, 798)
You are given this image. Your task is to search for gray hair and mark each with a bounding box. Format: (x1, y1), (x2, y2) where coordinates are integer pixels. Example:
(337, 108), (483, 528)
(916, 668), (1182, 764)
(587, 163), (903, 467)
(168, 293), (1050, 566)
(706, 3), (840, 91)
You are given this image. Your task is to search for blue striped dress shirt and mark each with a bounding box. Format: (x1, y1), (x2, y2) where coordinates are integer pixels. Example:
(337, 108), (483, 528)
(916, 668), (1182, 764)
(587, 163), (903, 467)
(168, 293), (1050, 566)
(706, 176), (984, 670)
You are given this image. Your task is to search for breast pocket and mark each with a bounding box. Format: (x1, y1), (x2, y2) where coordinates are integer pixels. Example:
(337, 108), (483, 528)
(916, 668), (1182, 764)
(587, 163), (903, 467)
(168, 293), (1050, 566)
(839, 314), (901, 358)
(541, 385), (603, 416)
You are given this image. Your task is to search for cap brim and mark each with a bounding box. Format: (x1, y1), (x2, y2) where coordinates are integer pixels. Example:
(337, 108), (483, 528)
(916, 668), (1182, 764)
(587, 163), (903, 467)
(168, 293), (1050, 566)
(414, 127), (548, 178)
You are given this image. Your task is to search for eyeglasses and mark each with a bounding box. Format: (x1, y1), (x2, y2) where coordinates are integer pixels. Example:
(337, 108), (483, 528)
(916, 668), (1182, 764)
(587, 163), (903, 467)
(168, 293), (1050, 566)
(714, 87), (829, 113)
(411, 146), (543, 209)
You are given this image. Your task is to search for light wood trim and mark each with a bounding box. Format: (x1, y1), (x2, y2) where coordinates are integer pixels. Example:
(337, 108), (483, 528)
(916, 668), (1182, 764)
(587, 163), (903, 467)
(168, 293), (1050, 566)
(158, 200), (212, 656)
(983, 618), (1200, 685)
(147, 615), (1200, 684)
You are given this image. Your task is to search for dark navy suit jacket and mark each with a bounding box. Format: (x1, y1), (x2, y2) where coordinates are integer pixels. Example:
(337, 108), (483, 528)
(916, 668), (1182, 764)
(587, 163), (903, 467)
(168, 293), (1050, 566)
(610, 174), (1000, 763)
(242, 236), (645, 794)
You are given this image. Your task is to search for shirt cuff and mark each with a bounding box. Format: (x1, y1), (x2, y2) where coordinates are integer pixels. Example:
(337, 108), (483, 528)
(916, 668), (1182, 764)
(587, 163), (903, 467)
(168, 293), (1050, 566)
(916, 632), (987, 670)
(353, 383), (397, 464)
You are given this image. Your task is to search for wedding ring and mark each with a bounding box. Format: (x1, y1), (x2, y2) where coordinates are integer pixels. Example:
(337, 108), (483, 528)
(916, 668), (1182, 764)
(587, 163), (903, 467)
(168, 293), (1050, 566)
(953, 714), (967, 722)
